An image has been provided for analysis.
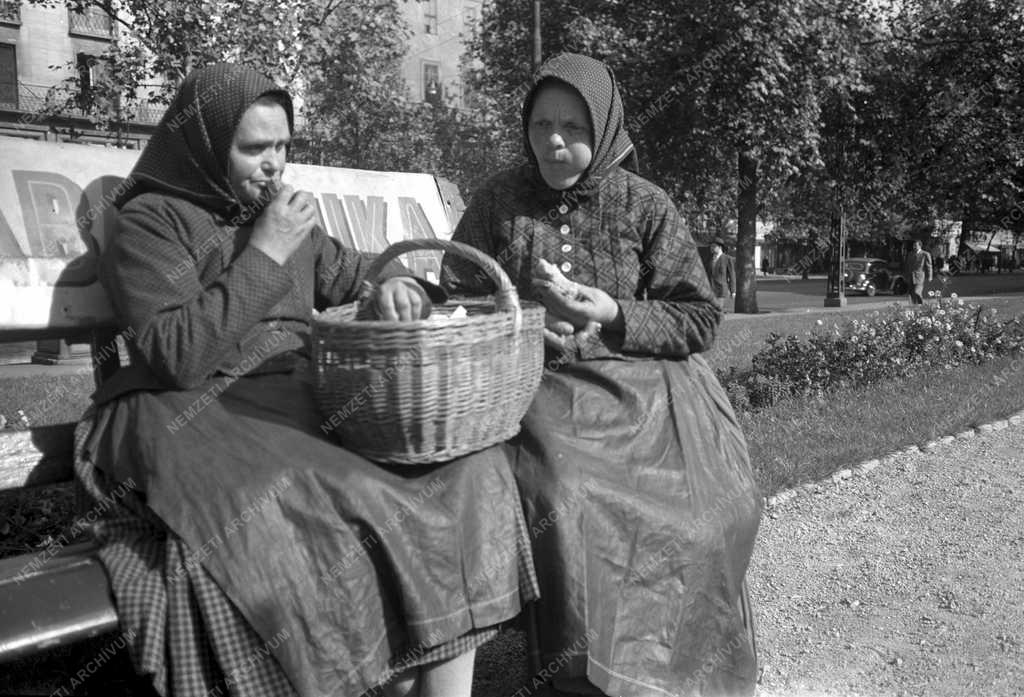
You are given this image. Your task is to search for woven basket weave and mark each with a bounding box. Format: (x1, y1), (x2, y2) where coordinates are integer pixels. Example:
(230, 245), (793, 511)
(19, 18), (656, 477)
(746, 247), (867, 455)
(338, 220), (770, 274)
(312, 239), (545, 465)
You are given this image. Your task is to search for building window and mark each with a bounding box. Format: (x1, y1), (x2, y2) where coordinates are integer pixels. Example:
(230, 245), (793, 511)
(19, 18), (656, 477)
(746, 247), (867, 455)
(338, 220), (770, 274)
(423, 62), (441, 106)
(68, 5), (115, 39)
(0, 0), (20, 26)
(423, 0), (437, 34)
(446, 77), (463, 106)
(0, 43), (16, 109)
(76, 53), (98, 109)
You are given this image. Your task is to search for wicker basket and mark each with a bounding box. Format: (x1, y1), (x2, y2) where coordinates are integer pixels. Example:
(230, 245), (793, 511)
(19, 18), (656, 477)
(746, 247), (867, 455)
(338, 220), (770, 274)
(312, 239), (545, 465)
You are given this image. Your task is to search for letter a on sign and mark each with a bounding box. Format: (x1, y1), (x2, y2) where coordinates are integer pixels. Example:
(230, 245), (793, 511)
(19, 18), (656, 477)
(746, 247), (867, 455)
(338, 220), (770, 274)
(398, 197), (435, 240)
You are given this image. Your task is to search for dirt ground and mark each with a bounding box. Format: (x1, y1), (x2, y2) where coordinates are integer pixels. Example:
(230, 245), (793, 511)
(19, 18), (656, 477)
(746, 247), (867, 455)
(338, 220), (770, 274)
(749, 422), (1024, 697)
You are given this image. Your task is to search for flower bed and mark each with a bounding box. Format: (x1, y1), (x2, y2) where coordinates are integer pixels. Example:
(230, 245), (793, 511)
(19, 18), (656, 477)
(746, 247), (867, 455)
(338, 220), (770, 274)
(720, 294), (1024, 411)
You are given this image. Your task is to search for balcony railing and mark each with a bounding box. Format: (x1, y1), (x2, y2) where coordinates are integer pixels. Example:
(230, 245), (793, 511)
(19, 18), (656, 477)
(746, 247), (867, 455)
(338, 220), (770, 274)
(68, 7), (116, 39)
(2, 82), (166, 126)
(0, 0), (20, 25)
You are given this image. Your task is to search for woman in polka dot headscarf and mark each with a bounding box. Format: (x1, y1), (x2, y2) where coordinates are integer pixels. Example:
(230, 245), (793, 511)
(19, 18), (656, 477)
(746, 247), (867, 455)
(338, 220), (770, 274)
(443, 53), (761, 697)
(75, 62), (539, 697)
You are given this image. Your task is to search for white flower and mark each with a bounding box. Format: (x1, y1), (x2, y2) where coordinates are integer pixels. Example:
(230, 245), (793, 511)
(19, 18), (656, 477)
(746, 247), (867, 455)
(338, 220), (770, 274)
(950, 292), (958, 299)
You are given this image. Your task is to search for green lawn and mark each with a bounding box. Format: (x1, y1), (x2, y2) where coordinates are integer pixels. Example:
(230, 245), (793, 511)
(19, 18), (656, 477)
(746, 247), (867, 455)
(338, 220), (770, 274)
(740, 353), (1024, 494)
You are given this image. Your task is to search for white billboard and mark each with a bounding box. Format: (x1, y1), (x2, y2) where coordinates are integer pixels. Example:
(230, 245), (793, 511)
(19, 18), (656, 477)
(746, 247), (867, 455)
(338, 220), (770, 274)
(0, 135), (456, 329)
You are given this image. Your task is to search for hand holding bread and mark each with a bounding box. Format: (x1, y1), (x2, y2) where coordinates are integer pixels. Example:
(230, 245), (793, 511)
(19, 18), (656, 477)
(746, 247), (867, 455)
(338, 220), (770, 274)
(531, 258), (625, 335)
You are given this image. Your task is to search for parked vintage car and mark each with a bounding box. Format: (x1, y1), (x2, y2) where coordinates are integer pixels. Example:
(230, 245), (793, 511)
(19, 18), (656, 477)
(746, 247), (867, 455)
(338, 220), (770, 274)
(843, 257), (908, 296)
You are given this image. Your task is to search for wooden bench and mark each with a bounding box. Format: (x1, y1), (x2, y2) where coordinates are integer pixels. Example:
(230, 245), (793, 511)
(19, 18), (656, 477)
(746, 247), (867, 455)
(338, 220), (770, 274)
(0, 359), (120, 654)
(0, 324), (131, 694)
(0, 136), (753, 693)
(0, 135), (469, 691)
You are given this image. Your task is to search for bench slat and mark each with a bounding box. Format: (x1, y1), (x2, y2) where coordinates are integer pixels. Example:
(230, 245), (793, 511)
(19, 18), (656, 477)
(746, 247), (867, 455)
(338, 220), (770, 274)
(0, 543), (119, 663)
(0, 425), (76, 491)
(0, 285), (116, 334)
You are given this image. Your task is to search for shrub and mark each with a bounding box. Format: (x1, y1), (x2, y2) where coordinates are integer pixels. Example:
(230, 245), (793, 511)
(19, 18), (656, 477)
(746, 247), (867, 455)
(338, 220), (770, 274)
(719, 293), (1024, 411)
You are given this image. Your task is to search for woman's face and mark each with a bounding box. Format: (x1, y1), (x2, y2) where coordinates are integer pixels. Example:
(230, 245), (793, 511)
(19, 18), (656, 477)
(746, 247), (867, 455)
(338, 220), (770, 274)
(228, 98), (290, 205)
(528, 82), (593, 190)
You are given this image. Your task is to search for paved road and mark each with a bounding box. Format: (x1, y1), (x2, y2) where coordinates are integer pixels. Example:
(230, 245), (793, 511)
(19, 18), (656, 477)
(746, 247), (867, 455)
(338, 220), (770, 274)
(748, 272), (1024, 314)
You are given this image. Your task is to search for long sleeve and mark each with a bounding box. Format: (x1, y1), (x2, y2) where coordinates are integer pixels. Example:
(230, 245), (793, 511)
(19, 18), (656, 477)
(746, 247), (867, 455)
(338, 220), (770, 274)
(441, 187), (499, 296)
(312, 226), (374, 310)
(102, 195), (293, 390)
(608, 196), (721, 358)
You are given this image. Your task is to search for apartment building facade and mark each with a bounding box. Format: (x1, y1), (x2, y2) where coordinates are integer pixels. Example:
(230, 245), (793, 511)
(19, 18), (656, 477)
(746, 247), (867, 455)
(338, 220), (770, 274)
(0, 0), (161, 147)
(0, 0), (481, 147)
(399, 0), (482, 108)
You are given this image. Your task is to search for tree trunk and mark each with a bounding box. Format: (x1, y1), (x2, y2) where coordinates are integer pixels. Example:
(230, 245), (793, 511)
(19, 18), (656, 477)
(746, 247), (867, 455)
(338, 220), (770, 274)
(735, 149), (759, 314)
(532, 1), (542, 71)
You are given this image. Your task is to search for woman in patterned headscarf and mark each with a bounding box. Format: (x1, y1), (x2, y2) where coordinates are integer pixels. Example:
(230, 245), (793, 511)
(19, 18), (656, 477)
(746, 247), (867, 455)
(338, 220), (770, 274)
(73, 63), (538, 697)
(443, 53), (761, 697)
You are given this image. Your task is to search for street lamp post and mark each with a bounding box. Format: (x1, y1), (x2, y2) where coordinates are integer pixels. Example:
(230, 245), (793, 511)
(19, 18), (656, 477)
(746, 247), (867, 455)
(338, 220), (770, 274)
(824, 202), (847, 307)
(825, 92), (850, 308)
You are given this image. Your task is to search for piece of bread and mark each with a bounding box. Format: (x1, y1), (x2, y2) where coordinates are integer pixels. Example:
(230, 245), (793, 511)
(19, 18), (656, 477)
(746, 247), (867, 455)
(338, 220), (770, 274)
(534, 258), (580, 299)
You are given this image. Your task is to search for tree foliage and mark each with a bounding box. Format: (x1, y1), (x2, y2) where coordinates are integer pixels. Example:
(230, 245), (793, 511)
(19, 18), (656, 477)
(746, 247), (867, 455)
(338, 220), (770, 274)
(25, 0), (450, 174)
(23, 0), (1024, 281)
(461, 0), (881, 312)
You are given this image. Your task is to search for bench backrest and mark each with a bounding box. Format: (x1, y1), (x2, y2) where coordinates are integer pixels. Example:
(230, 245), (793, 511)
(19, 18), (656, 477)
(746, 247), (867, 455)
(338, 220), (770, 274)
(0, 135), (459, 334)
(0, 134), (463, 490)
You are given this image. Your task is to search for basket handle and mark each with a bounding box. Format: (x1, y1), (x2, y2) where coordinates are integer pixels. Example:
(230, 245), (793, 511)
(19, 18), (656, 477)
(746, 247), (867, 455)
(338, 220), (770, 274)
(359, 238), (523, 331)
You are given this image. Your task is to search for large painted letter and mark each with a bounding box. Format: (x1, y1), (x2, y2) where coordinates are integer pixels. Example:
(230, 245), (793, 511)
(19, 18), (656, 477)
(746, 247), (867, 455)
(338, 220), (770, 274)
(0, 206), (22, 257)
(12, 170), (88, 258)
(398, 197), (436, 240)
(319, 194), (355, 249)
(343, 195), (388, 252)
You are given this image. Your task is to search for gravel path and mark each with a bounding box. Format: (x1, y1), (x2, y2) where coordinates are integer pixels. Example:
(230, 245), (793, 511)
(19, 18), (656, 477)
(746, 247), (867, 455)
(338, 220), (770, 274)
(750, 423), (1024, 697)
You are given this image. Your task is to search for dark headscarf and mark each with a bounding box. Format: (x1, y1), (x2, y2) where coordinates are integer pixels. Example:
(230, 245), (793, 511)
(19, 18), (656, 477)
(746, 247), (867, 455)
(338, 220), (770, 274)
(116, 63), (293, 214)
(522, 52), (638, 197)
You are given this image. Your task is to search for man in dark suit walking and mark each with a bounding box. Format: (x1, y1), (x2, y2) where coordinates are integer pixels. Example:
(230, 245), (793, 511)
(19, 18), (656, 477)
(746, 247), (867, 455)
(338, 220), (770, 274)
(905, 240), (933, 304)
(708, 238), (735, 311)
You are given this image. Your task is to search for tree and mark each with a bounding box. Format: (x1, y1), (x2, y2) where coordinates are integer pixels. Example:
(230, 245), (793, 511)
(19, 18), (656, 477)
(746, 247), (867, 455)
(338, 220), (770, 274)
(25, 0), (435, 172)
(885, 0), (1024, 249)
(463, 0), (883, 312)
(790, 0), (1024, 258)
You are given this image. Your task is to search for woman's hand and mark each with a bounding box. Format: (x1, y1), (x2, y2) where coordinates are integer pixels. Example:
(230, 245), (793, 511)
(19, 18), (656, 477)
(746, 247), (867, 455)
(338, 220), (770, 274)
(543, 320), (602, 355)
(532, 258), (624, 332)
(249, 184), (317, 265)
(372, 277), (433, 321)
(533, 280), (625, 333)
(545, 312), (576, 336)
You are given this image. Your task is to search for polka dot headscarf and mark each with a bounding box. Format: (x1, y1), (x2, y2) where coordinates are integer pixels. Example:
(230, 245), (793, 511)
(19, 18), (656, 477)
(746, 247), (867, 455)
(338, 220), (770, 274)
(116, 63), (293, 214)
(522, 52), (638, 195)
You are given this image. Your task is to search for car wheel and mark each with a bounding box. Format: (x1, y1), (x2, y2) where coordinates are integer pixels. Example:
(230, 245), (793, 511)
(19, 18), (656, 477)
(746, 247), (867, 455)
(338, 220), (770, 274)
(892, 279), (907, 295)
(865, 284), (877, 297)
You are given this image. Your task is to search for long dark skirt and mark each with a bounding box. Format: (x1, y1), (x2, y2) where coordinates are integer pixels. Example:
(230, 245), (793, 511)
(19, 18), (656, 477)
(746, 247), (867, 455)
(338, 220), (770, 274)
(74, 368), (539, 697)
(510, 353), (761, 697)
